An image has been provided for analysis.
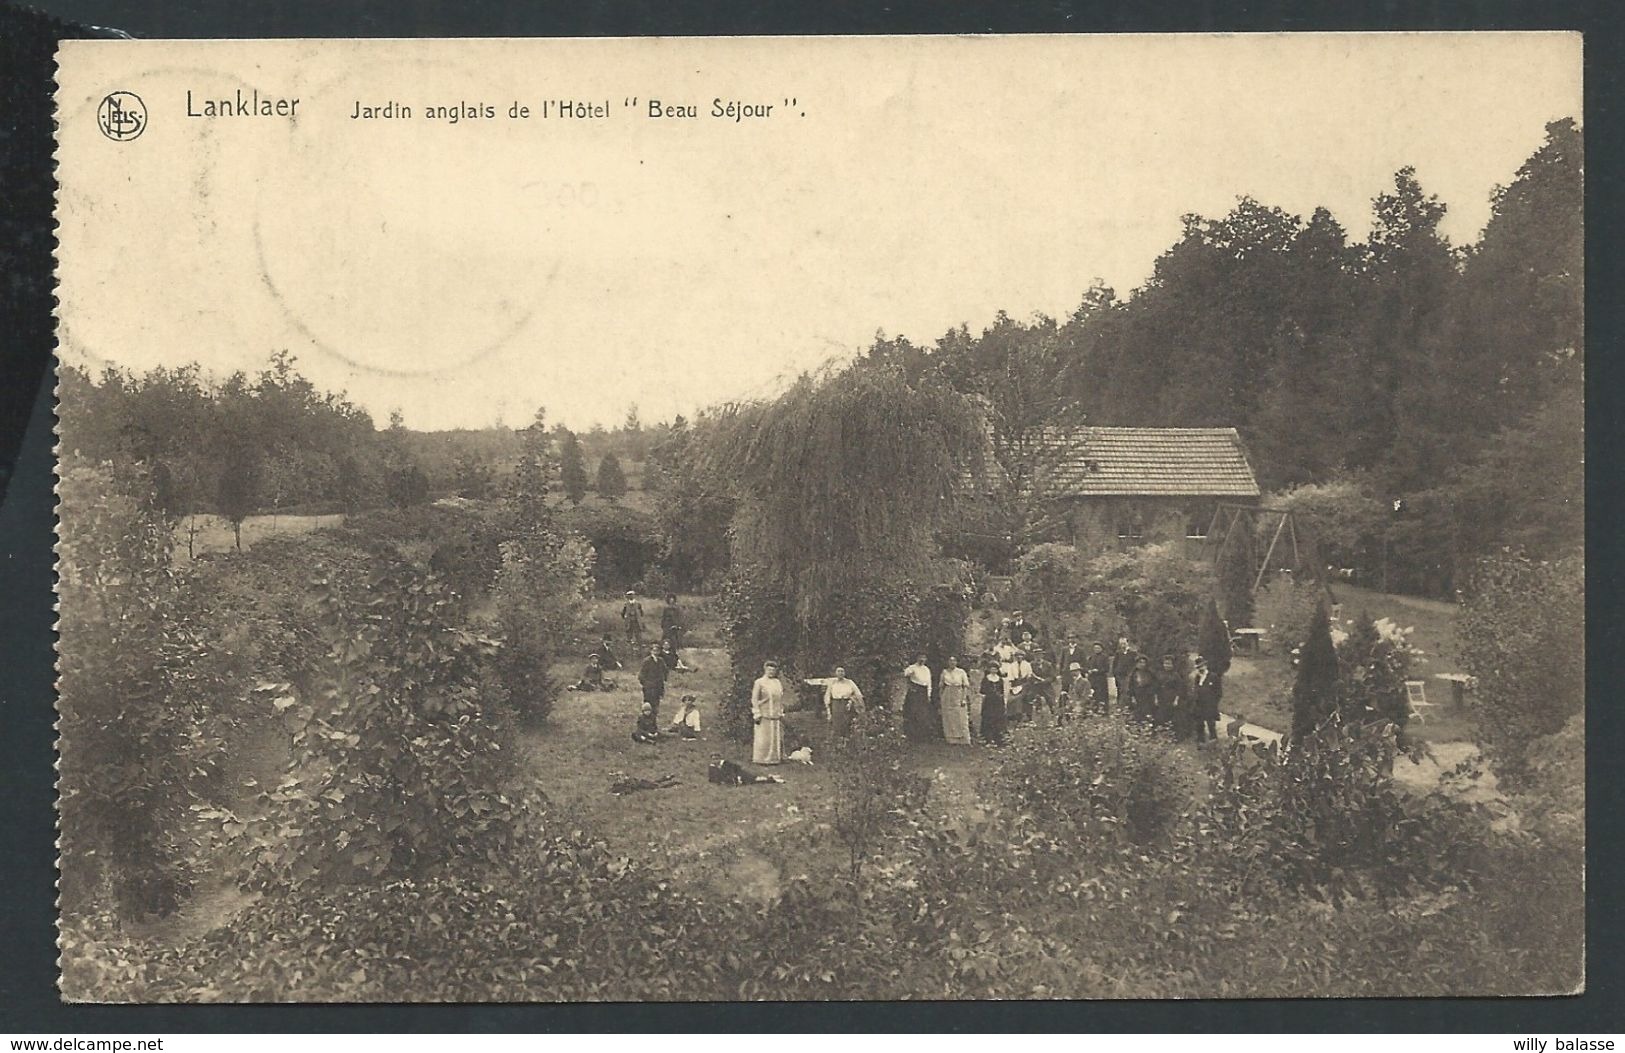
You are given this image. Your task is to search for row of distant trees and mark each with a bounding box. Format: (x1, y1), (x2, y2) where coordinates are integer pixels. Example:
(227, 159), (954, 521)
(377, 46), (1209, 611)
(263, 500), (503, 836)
(868, 118), (1583, 597)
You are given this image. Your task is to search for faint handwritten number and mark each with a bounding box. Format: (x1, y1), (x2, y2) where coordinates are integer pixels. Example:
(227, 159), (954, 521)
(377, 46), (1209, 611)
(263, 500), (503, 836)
(98, 92), (147, 142)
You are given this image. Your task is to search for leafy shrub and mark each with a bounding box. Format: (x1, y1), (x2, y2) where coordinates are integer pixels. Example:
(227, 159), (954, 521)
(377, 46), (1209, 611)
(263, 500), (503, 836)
(1010, 542), (1091, 615)
(343, 504), (505, 604)
(1202, 715), (1482, 903)
(57, 461), (226, 916)
(1084, 542), (1215, 662)
(1197, 597), (1233, 677)
(829, 711), (931, 885)
(1253, 572), (1322, 653)
(636, 564), (677, 600)
(490, 535), (594, 725)
(1459, 554), (1583, 785)
(559, 503), (662, 590)
(1267, 475), (1386, 573)
(986, 714), (1204, 845)
(243, 559), (529, 890)
(1215, 526), (1256, 627)
(1334, 613), (1418, 732)
(1290, 601), (1338, 739)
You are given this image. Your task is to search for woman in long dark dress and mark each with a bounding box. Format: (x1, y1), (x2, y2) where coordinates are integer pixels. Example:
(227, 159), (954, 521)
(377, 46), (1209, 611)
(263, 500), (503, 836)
(1154, 654), (1189, 738)
(1127, 654), (1160, 724)
(979, 658), (1008, 745)
(901, 654), (937, 742)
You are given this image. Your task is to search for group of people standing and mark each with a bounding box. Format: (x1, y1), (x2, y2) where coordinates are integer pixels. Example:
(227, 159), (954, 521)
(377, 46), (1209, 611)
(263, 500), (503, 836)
(791, 609), (1227, 754)
(616, 592), (1228, 766)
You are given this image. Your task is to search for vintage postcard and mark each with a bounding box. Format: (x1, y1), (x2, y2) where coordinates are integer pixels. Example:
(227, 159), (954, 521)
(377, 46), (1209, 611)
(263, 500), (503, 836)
(54, 35), (1583, 1002)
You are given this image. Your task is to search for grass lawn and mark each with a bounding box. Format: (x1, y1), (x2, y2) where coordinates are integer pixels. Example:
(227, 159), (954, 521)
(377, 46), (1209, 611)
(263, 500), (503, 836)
(1222, 582), (1477, 744)
(173, 512), (346, 561)
(521, 595), (995, 900)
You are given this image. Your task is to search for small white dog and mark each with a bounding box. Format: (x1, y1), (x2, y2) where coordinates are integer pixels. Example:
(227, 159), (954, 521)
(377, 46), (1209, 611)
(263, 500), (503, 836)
(787, 746), (814, 766)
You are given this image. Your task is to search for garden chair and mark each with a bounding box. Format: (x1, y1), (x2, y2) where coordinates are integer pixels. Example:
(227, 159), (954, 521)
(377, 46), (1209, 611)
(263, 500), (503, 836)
(1404, 679), (1436, 724)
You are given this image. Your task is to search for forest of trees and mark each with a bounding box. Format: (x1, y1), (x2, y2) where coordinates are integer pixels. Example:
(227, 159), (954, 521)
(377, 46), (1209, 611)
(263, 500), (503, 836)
(868, 118), (1582, 595)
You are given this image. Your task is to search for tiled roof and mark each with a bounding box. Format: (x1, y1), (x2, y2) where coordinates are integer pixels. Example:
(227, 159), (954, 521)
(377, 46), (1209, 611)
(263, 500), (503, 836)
(1028, 427), (1261, 498)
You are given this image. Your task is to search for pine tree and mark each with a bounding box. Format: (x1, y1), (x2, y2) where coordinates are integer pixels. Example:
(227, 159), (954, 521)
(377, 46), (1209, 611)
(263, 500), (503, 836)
(1197, 597), (1232, 679)
(1216, 528), (1255, 627)
(559, 431), (588, 505)
(596, 453), (627, 502)
(1290, 601), (1339, 741)
(508, 409), (557, 544)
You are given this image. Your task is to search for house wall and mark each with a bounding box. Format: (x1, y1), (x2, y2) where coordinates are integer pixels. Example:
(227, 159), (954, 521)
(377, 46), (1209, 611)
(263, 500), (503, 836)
(1060, 496), (1251, 558)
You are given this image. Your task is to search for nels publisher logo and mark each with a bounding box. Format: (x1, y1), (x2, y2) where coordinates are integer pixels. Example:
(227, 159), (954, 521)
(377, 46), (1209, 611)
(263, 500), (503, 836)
(97, 91), (146, 141)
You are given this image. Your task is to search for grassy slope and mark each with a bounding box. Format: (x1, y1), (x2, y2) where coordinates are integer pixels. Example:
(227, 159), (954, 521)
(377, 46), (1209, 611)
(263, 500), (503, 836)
(1223, 582), (1476, 743)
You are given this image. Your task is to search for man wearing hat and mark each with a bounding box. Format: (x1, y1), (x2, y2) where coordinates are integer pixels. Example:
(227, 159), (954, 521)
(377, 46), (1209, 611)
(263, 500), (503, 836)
(1192, 655), (1223, 745)
(620, 589), (645, 646)
(1009, 610), (1038, 650)
(1058, 632), (1087, 695)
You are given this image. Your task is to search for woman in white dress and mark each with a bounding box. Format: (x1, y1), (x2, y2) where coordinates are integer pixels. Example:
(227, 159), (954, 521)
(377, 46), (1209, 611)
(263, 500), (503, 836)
(938, 655), (973, 745)
(750, 659), (786, 764)
(805, 665), (864, 739)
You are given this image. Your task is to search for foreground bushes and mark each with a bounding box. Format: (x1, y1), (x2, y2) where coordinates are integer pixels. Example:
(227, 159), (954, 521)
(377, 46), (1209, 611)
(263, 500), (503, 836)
(65, 705), (1581, 1002)
(58, 462), (227, 917)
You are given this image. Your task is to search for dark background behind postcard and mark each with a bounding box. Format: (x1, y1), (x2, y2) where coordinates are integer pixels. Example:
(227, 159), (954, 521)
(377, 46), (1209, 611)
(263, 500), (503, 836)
(3, 0), (1620, 1033)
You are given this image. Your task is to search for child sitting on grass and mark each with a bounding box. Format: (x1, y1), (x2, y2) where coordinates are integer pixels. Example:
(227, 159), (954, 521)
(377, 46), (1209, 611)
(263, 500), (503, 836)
(631, 701), (661, 744)
(666, 694), (702, 739)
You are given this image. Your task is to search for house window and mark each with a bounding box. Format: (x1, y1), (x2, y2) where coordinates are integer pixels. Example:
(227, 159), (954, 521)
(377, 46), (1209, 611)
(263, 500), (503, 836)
(1116, 510), (1145, 541)
(1186, 503), (1216, 539)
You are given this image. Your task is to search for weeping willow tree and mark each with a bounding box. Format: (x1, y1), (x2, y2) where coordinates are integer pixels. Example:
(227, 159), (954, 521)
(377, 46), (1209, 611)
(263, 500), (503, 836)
(707, 363), (986, 737)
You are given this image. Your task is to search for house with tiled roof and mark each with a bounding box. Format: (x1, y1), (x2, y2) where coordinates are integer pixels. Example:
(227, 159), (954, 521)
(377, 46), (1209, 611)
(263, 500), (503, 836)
(1020, 426), (1261, 551)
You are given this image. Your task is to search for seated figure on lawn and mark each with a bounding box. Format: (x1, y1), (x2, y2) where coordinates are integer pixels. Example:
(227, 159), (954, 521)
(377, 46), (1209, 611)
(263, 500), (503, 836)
(631, 701), (661, 744)
(570, 653), (616, 692)
(666, 694), (702, 739)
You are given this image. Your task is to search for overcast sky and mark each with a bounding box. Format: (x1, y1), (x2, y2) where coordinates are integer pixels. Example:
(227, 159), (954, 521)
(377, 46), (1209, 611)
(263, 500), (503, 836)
(57, 34), (1581, 431)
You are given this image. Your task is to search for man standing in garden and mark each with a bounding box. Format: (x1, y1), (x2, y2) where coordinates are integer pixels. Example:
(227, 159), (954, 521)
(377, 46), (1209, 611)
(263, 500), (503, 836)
(1112, 636), (1139, 708)
(1087, 641), (1113, 715)
(1010, 609), (1039, 649)
(621, 589), (645, 646)
(639, 641), (668, 720)
(1058, 632), (1087, 695)
(1192, 655), (1222, 744)
(660, 592), (684, 650)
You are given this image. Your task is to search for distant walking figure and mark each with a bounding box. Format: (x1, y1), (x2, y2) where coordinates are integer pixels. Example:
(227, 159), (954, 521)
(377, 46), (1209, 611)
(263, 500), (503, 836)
(621, 590), (646, 645)
(1112, 637), (1139, 709)
(751, 660), (786, 765)
(1155, 654), (1189, 738)
(939, 655), (973, 745)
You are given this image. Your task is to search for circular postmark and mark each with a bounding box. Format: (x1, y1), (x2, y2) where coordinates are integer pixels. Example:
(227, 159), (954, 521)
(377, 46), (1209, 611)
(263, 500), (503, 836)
(97, 91), (147, 141)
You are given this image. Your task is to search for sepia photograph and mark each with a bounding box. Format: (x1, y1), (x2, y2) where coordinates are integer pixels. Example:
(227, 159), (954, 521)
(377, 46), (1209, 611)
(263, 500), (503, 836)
(52, 33), (1583, 1002)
